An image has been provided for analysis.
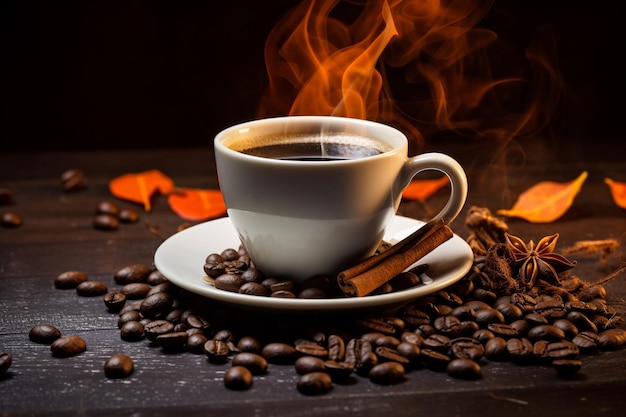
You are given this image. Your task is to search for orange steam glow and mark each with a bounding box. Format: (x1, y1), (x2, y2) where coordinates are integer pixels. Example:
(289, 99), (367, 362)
(257, 0), (561, 153)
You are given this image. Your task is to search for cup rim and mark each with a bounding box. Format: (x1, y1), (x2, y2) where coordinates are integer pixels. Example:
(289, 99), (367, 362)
(214, 115), (407, 165)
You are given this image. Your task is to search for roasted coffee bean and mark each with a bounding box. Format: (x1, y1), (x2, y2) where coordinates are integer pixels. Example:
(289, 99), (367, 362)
(433, 315), (463, 338)
(369, 361), (405, 385)
(295, 356), (326, 375)
(0, 351), (12, 375)
(298, 287), (327, 299)
(262, 342), (296, 364)
(118, 208), (139, 223)
(1, 211), (22, 228)
(345, 339), (377, 374)
(224, 366), (253, 390)
(534, 297), (567, 319)
(232, 352), (268, 375)
(295, 343), (328, 358)
(509, 319), (530, 337)
(96, 200), (119, 216)
(187, 333), (208, 354)
(389, 271), (421, 291)
(60, 168), (86, 191)
(486, 323), (518, 339)
(118, 311), (141, 328)
(103, 291), (126, 313)
(524, 312), (549, 326)
(185, 314), (211, 332)
(373, 335), (401, 349)
(527, 324), (566, 342)
(506, 338), (533, 363)
(204, 340), (230, 363)
(509, 293), (536, 313)
(271, 290), (296, 298)
(422, 334), (452, 352)
(50, 335), (87, 358)
(532, 340), (552, 364)
(447, 358), (482, 380)
(29, 324), (61, 344)
(472, 329), (495, 344)
(474, 307), (505, 326)
(121, 283), (152, 299)
(54, 270), (88, 289)
(472, 288), (497, 304)
(215, 273), (246, 292)
(572, 331), (599, 353)
(93, 214), (118, 231)
(566, 311), (598, 333)
(552, 359), (583, 378)
(420, 348), (451, 371)
(297, 372), (332, 395)
(361, 332), (386, 345)
(327, 334), (345, 361)
(156, 331), (188, 350)
(496, 303), (524, 322)
(220, 248), (240, 261)
(396, 342), (421, 366)
(146, 270), (169, 286)
(120, 321), (144, 342)
(450, 337), (484, 361)
(76, 280), (108, 297)
(597, 328), (626, 350)
(214, 329), (237, 342)
(240, 268), (263, 283)
(450, 305), (477, 321)
(375, 346), (410, 365)
(104, 354), (134, 379)
(237, 336), (262, 353)
(114, 264), (153, 285)
(484, 337), (508, 361)
(399, 306), (430, 326)
(238, 282), (268, 296)
(144, 320), (174, 342)
(140, 292), (173, 319)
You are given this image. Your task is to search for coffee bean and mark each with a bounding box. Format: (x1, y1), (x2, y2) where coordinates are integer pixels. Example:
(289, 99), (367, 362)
(146, 270), (169, 286)
(60, 168), (87, 191)
(50, 335), (87, 358)
(140, 292), (173, 319)
(327, 334), (346, 361)
(496, 302), (524, 322)
(597, 328), (626, 350)
(396, 342), (421, 366)
(295, 343), (328, 359)
(118, 208), (139, 223)
(156, 331), (188, 351)
(345, 339), (378, 375)
(0, 188), (14, 205)
(297, 372), (332, 395)
(506, 338), (533, 363)
(572, 331), (599, 353)
(420, 348), (450, 371)
(484, 337), (508, 361)
(104, 354), (134, 379)
(298, 287), (327, 299)
(368, 361), (405, 385)
(54, 270), (88, 289)
(144, 320), (174, 342)
(29, 324), (61, 344)
(204, 340), (230, 363)
(185, 314), (211, 332)
(232, 352), (268, 375)
(120, 321), (144, 342)
(295, 356), (326, 375)
(474, 307), (505, 326)
(262, 342), (296, 364)
(215, 273), (246, 292)
(224, 366), (253, 390)
(1, 211), (22, 228)
(187, 333), (208, 354)
(238, 282), (268, 296)
(271, 290), (296, 298)
(486, 323), (518, 339)
(323, 360), (354, 381)
(76, 280), (108, 297)
(422, 334), (452, 352)
(527, 324), (566, 342)
(0, 351), (13, 375)
(450, 337), (484, 361)
(103, 291), (126, 313)
(93, 214), (118, 231)
(118, 311), (141, 328)
(121, 283), (151, 299)
(114, 264), (153, 285)
(447, 358), (482, 380)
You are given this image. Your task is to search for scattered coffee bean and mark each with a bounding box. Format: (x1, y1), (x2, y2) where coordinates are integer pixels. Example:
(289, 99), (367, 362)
(54, 270), (88, 289)
(447, 358), (482, 380)
(295, 356), (326, 375)
(297, 372), (332, 395)
(29, 324), (61, 344)
(120, 321), (145, 342)
(96, 200), (119, 216)
(114, 264), (153, 285)
(103, 291), (127, 313)
(224, 366), (253, 390)
(60, 168), (86, 191)
(552, 359), (582, 379)
(76, 280), (108, 297)
(118, 208), (139, 223)
(1, 211), (22, 228)
(93, 214), (119, 231)
(262, 342), (296, 364)
(104, 354), (134, 379)
(50, 335), (87, 358)
(232, 352), (268, 375)
(369, 361), (405, 385)
(0, 351), (12, 375)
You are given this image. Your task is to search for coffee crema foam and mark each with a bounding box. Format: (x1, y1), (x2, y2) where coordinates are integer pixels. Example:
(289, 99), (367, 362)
(229, 132), (394, 161)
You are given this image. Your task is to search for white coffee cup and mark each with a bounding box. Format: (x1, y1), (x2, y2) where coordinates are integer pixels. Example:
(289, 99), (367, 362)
(214, 116), (467, 281)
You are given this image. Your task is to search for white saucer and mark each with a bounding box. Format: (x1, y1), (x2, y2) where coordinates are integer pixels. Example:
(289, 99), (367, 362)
(153, 216), (473, 312)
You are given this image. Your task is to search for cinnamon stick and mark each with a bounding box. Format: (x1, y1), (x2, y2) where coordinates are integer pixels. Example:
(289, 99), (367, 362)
(337, 219), (454, 297)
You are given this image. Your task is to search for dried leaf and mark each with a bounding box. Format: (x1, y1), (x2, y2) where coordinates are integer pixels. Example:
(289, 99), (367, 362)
(497, 171), (588, 223)
(604, 178), (626, 209)
(109, 169), (174, 212)
(167, 188), (226, 221)
(402, 176), (449, 201)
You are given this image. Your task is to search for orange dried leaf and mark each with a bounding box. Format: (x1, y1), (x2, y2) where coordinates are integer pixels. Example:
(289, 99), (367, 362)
(604, 178), (626, 209)
(497, 171), (588, 223)
(167, 188), (227, 221)
(402, 176), (449, 201)
(109, 169), (174, 212)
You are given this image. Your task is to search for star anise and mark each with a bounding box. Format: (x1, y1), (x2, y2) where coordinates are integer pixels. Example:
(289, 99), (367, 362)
(504, 233), (576, 288)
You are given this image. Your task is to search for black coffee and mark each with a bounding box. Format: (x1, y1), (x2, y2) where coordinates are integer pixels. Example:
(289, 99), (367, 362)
(235, 133), (391, 161)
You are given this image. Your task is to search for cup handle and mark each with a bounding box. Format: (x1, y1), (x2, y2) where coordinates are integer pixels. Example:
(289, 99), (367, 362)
(396, 152), (468, 223)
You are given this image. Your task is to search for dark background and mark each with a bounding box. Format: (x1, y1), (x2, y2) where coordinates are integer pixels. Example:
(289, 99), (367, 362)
(1, 0), (623, 151)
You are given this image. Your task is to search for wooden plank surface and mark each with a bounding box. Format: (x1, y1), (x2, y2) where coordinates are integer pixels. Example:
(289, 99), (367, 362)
(1, 147), (625, 416)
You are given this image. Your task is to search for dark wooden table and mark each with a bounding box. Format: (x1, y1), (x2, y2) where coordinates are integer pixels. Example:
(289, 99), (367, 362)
(1, 143), (625, 417)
